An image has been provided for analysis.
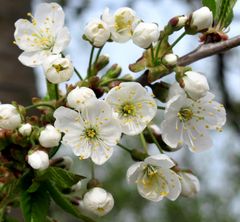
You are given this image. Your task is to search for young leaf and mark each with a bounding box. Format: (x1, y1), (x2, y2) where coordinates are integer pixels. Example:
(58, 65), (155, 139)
(46, 181), (95, 222)
(202, 0), (216, 17)
(37, 167), (85, 189)
(20, 186), (50, 222)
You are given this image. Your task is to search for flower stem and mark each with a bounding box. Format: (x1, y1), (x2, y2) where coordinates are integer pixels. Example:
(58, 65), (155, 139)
(74, 67), (83, 80)
(151, 44), (155, 65)
(157, 106), (165, 110)
(25, 103), (55, 110)
(147, 126), (164, 153)
(170, 31), (186, 49)
(94, 46), (104, 64)
(46, 80), (59, 100)
(140, 133), (148, 153)
(87, 46), (95, 77)
(117, 143), (132, 153)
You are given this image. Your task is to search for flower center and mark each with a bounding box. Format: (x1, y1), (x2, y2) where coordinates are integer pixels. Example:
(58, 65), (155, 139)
(85, 128), (97, 139)
(121, 103), (136, 116)
(52, 64), (66, 73)
(178, 107), (193, 122)
(146, 165), (158, 177)
(114, 13), (133, 32)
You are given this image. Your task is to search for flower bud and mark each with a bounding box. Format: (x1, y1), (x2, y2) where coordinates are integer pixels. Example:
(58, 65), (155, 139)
(84, 19), (110, 47)
(169, 15), (188, 29)
(18, 123), (32, 136)
(83, 187), (114, 216)
(162, 53), (178, 66)
(39, 124), (61, 148)
(188, 7), (213, 33)
(43, 55), (74, 84)
(67, 86), (97, 110)
(182, 71), (209, 100)
(0, 104), (21, 130)
(104, 64), (122, 79)
(132, 22), (160, 48)
(27, 150), (49, 170)
(179, 172), (200, 198)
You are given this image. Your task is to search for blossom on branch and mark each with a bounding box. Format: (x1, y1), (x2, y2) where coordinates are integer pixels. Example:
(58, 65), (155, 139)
(160, 92), (226, 152)
(54, 100), (121, 165)
(27, 150), (49, 170)
(102, 7), (139, 43)
(82, 187), (114, 216)
(127, 154), (181, 201)
(43, 54), (74, 84)
(14, 3), (70, 67)
(0, 104), (21, 130)
(39, 124), (61, 148)
(105, 82), (157, 135)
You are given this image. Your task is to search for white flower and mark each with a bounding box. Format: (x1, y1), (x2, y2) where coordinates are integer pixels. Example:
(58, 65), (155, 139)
(39, 124), (61, 148)
(176, 16), (188, 27)
(163, 53), (178, 66)
(43, 54), (74, 84)
(83, 187), (114, 216)
(54, 100), (121, 165)
(132, 22), (160, 48)
(27, 150), (49, 170)
(182, 71), (209, 100)
(179, 172), (200, 198)
(105, 82), (157, 135)
(102, 7), (139, 43)
(67, 86), (97, 111)
(19, 123), (32, 136)
(160, 93), (226, 152)
(84, 19), (110, 47)
(127, 154), (181, 202)
(190, 7), (213, 31)
(0, 104), (21, 130)
(14, 3), (70, 67)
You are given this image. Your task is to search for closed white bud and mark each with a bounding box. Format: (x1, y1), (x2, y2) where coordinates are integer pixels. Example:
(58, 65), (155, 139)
(163, 53), (178, 66)
(43, 55), (74, 84)
(67, 86), (96, 110)
(84, 19), (110, 47)
(177, 15), (188, 27)
(190, 7), (213, 31)
(19, 123), (32, 136)
(182, 71), (209, 100)
(179, 172), (200, 198)
(0, 104), (21, 130)
(39, 124), (61, 148)
(132, 22), (160, 48)
(27, 150), (49, 170)
(83, 187), (114, 216)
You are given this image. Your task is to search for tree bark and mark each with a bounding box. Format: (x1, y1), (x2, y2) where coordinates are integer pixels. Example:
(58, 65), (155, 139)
(0, 0), (37, 106)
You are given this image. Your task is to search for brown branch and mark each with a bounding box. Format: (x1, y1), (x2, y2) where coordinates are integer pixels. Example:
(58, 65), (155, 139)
(178, 35), (240, 66)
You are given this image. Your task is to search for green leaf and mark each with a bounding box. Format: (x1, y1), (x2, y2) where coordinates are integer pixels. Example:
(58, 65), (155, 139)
(20, 186), (50, 222)
(217, 0), (237, 28)
(37, 167), (85, 190)
(202, 0), (216, 17)
(0, 179), (21, 208)
(46, 181), (95, 222)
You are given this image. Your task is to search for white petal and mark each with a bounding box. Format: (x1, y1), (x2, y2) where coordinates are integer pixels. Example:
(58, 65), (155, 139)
(90, 140), (113, 165)
(18, 50), (49, 67)
(34, 2), (65, 33)
(54, 106), (84, 132)
(53, 27), (71, 53)
(126, 162), (142, 184)
(183, 127), (213, 152)
(160, 117), (183, 148)
(14, 19), (40, 51)
(144, 154), (175, 169)
(161, 169), (181, 201)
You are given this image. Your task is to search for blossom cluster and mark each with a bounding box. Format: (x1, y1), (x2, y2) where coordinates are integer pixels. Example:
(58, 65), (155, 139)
(0, 2), (228, 219)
